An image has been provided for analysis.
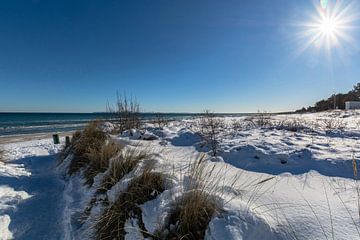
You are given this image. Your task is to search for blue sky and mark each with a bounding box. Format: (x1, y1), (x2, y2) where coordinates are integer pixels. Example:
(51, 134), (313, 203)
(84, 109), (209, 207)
(0, 0), (359, 113)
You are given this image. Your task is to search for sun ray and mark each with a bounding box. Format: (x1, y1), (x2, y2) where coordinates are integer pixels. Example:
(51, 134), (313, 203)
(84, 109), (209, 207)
(294, 0), (359, 60)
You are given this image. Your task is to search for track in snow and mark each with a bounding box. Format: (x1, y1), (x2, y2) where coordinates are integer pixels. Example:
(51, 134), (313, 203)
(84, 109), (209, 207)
(1, 154), (65, 239)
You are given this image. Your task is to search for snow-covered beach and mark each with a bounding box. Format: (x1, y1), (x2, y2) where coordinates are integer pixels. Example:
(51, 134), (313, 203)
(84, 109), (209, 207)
(0, 138), (64, 239)
(0, 132), (75, 145)
(2, 0), (360, 238)
(1, 110), (360, 239)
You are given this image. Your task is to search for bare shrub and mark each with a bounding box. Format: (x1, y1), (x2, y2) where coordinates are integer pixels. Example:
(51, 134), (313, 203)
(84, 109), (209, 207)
(245, 111), (272, 128)
(275, 119), (308, 132)
(322, 118), (346, 130)
(231, 119), (243, 131)
(153, 112), (168, 128)
(108, 93), (142, 133)
(68, 121), (107, 175)
(97, 147), (149, 194)
(199, 110), (224, 156)
(96, 169), (166, 239)
(83, 141), (123, 186)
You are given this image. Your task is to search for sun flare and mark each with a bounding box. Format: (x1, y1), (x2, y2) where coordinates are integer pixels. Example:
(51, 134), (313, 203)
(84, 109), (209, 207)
(295, 0), (358, 57)
(311, 12), (346, 49)
(318, 17), (338, 35)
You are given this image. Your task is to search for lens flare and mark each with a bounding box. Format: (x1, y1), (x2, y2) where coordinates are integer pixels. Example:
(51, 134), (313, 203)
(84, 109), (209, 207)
(295, 0), (358, 58)
(320, 0), (328, 9)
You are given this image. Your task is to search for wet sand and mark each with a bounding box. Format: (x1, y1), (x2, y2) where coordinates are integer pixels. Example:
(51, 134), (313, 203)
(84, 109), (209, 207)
(0, 131), (74, 144)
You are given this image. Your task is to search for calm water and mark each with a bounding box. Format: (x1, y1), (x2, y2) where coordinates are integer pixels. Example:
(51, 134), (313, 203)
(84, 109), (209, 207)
(0, 112), (251, 137)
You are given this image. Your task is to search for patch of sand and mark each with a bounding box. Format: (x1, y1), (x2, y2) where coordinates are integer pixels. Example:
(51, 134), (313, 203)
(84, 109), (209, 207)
(0, 131), (74, 144)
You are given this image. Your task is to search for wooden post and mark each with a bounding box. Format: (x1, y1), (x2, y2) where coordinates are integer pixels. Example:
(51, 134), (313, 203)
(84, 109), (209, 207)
(65, 136), (70, 147)
(52, 134), (60, 144)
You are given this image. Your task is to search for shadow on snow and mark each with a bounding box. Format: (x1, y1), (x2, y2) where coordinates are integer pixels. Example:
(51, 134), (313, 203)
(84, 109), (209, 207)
(1, 154), (65, 240)
(221, 145), (357, 179)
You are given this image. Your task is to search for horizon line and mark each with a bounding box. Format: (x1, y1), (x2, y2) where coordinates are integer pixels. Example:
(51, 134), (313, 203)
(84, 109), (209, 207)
(0, 111), (293, 114)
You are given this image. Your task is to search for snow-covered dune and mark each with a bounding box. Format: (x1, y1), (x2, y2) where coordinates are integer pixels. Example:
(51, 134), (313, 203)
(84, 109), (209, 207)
(1, 110), (360, 239)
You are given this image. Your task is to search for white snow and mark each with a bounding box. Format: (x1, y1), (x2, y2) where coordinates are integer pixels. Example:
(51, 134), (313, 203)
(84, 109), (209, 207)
(2, 111), (360, 239)
(0, 161), (30, 178)
(0, 215), (12, 240)
(0, 186), (31, 240)
(0, 138), (63, 240)
(127, 111), (360, 239)
(3, 138), (62, 161)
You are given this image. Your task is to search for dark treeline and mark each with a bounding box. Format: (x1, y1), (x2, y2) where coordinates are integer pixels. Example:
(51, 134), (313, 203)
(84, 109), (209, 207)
(297, 83), (360, 112)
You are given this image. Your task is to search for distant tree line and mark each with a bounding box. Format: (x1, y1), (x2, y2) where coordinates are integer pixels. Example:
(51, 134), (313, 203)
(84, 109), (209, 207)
(296, 83), (360, 112)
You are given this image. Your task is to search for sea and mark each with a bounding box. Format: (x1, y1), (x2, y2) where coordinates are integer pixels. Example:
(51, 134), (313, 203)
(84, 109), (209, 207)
(0, 112), (251, 137)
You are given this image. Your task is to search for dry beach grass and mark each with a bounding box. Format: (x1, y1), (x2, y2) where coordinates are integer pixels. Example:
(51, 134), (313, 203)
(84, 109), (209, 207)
(96, 168), (166, 239)
(84, 141), (123, 186)
(68, 121), (107, 175)
(97, 146), (150, 194)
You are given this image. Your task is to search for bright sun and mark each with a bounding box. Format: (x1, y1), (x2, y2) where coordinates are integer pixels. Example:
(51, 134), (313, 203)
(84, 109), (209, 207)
(318, 17), (338, 35)
(296, 0), (357, 55)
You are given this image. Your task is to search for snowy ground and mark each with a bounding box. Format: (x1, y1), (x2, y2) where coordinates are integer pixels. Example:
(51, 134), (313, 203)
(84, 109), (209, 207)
(0, 139), (64, 239)
(1, 110), (360, 239)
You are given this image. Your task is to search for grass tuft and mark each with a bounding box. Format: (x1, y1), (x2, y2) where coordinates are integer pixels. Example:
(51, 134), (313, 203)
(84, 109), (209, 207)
(165, 190), (219, 240)
(159, 155), (223, 240)
(82, 146), (150, 222)
(84, 141), (123, 186)
(97, 147), (149, 194)
(96, 169), (165, 239)
(68, 121), (107, 175)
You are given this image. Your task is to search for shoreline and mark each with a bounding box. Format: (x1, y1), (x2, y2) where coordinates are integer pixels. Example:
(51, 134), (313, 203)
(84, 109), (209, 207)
(0, 131), (75, 144)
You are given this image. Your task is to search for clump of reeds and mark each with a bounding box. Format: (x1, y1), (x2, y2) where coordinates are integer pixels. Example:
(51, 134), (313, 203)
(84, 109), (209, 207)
(165, 190), (219, 240)
(68, 121), (107, 175)
(83, 141), (123, 186)
(82, 146), (150, 222)
(97, 146), (149, 194)
(160, 155), (223, 240)
(96, 168), (166, 239)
